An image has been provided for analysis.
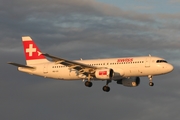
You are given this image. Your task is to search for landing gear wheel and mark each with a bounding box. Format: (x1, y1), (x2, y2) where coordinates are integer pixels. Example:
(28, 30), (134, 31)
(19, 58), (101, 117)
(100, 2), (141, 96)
(148, 75), (154, 87)
(85, 81), (93, 87)
(103, 86), (110, 92)
(149, 82), (154, 86)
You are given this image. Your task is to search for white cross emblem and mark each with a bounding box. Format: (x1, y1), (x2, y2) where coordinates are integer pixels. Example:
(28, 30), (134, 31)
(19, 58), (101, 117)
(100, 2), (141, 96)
(26, 44), (36, 56)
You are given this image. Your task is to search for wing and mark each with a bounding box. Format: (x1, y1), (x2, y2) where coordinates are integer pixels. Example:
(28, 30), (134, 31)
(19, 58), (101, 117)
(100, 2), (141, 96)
(43, 53), (98, 76)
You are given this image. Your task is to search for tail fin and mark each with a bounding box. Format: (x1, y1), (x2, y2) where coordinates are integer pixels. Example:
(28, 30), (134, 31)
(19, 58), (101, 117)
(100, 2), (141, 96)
(22, 36), (49, 65)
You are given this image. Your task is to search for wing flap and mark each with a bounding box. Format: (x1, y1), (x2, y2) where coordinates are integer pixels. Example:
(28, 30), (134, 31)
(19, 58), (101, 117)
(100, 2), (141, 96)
(8, 62), (35, 69)
(43, 53), (98, 76)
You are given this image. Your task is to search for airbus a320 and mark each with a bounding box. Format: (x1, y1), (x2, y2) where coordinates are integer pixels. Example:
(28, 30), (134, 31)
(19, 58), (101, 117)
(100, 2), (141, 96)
(8, 36), (174, 92)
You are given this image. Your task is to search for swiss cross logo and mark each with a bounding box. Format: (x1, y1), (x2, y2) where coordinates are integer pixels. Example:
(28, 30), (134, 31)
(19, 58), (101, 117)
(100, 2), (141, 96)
(23, 41), (45, 60)
(26, 44), (37, 56)
(99, 71), (107, 75)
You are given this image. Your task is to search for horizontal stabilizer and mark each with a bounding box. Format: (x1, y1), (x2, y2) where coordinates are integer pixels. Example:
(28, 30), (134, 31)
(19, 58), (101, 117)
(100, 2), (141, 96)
(8, 62), (35, 69)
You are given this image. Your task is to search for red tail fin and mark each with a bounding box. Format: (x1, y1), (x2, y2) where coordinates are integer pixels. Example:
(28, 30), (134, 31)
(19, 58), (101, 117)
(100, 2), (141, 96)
(22, 36), (49, 65)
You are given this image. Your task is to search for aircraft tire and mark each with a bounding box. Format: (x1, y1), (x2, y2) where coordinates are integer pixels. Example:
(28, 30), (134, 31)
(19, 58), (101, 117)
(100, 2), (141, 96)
(149, 82), (154, 86)
(103, 86), (110, 92)
(85, 81), (92, 87)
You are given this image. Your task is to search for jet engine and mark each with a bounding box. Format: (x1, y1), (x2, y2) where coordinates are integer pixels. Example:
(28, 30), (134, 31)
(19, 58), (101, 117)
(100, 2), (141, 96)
(95, 68), (114, 80)
(117, 77), (140, 87)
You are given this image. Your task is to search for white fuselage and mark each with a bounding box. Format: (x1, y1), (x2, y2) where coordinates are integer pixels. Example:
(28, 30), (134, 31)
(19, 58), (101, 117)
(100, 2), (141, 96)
(18, 56), (173, 81)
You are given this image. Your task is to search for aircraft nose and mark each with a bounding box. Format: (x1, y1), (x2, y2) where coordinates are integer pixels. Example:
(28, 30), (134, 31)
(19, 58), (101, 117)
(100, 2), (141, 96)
(168, 64), (174, 72)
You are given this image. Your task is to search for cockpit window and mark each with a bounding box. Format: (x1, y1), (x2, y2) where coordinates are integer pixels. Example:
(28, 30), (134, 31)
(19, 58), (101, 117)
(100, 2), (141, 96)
(156, 60), (168, 63)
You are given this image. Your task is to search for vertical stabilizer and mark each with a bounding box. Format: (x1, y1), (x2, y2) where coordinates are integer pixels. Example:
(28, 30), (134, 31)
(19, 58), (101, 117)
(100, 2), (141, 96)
(22, 36), (49, 65)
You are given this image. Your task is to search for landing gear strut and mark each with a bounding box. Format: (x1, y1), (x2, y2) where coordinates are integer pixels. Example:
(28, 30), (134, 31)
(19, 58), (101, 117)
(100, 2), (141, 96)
(102, 80), (111, 92)
(148, 75), (154, 86)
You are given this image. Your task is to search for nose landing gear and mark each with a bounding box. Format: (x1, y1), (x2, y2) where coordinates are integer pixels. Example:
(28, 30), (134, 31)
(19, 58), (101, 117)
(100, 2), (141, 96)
(148, 75), (154, 86)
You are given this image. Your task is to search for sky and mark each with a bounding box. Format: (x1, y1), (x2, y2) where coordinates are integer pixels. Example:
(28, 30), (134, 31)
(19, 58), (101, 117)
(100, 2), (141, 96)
(1, 0), (180, 120)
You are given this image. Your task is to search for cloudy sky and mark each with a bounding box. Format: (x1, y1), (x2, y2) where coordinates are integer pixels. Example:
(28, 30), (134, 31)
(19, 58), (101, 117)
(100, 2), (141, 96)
(1, 0), (180, 120)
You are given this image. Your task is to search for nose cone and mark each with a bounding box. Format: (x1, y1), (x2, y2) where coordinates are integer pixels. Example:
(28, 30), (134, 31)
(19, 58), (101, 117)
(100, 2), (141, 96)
(167, 64), (174, 73)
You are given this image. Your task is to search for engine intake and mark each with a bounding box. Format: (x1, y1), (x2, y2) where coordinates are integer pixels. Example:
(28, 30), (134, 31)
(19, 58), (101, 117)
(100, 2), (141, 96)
(95, 68), (114, 80)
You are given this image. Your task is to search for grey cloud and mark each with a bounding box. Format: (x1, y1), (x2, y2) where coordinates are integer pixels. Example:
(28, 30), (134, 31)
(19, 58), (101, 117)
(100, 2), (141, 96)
(0, 0), (154, 22)
(169, 0), (180, 3)
(157, 13), (180, 19)
(0, 0), (166, 54)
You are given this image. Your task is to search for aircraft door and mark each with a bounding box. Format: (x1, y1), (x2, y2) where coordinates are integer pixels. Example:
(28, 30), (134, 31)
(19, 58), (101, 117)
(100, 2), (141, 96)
(145, 57), (151, 67)
(43, 64), (48, 74)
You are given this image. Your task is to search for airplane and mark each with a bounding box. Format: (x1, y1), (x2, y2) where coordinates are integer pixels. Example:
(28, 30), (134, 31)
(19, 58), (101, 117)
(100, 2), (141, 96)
(8, 36), (174, 92)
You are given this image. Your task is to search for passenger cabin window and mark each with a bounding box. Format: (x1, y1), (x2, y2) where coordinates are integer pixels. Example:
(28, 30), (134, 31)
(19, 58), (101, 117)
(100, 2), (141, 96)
(156, 60), (167, 63)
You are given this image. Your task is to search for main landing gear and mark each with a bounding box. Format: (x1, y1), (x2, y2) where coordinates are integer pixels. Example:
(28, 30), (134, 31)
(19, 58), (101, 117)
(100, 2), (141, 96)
(102, 86), (110, 92)
(84, 79), (111, 92)
(85, 81), (93, 87)
(148, 75), (154, 86)
(102, 80), (111, 92)
(85, 80), (111, 92)
(85, 74), (93, 87)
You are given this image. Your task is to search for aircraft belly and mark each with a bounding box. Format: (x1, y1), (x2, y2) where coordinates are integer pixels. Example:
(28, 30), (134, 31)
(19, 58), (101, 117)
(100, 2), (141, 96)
(121, 66), (148, 77)
(122, 66), (161, 77)
(49, 68), (79, 80)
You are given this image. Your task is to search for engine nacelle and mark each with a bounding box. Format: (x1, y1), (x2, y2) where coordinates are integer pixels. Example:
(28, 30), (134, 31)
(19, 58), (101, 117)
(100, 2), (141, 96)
(117, 77), (140, 87)
(95, 68), (114, 80)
